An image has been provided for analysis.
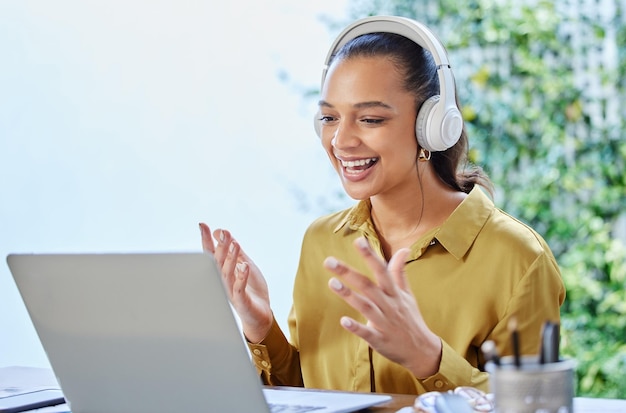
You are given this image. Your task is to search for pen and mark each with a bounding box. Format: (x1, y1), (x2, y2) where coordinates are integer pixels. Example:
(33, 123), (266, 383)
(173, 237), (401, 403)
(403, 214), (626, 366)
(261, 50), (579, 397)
(508, 317), (521, 368)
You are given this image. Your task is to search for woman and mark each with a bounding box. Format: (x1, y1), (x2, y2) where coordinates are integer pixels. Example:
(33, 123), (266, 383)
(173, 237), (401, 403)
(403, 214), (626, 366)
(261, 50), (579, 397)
(199, 16), (565, 395)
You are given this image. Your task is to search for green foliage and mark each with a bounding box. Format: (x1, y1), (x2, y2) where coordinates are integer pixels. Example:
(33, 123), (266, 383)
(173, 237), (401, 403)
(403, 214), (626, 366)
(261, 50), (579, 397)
(336, 0), (626, 398)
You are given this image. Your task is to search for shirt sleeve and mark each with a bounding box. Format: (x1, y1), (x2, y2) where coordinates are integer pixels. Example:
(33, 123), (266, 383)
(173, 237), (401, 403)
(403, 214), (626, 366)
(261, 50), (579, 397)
(247, 316), (304, 387)
(419, 247), (564, 393)
(486, 248), (565, 360)
(418, 340), (490, 392)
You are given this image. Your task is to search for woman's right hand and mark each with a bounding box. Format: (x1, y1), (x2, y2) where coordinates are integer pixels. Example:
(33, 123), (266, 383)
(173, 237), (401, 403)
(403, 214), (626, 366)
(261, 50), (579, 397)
(199, 222), (273, 343)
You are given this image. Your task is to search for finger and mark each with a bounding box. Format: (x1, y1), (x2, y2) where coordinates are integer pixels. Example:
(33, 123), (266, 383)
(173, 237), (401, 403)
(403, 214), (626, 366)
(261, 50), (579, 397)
(199, 222), (215, 254)
(212, 228), (231, 267)
(232, 262), (249, 297)
(327, 275), (384, 321)
(339, 316), (380, 343)
(324, 256), (380, 297)
(353, 237), (396, 295)
(221, 240), (241, 296)
(387, 247), (411, 291)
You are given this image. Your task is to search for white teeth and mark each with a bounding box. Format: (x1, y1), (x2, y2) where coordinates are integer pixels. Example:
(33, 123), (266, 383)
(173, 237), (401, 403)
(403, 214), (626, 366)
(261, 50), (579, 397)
(340, 158), (377, 168)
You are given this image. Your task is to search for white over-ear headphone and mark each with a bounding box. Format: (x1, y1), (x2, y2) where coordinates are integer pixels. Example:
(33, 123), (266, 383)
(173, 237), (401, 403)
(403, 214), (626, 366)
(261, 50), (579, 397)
(314, 16), (463, 152)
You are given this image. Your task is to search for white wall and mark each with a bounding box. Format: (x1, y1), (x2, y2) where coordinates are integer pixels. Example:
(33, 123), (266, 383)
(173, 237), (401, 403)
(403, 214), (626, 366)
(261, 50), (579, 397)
(0, 0), (350, 368)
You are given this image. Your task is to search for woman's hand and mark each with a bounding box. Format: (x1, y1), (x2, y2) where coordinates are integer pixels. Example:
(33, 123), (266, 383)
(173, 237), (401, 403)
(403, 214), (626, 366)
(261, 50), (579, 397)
(324, 236), (442, 379)
(199, 222), (273, 343)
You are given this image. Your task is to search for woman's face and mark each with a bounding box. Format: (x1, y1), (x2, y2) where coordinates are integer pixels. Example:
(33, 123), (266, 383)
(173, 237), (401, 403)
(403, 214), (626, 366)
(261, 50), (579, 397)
(318, 56), (420, 201)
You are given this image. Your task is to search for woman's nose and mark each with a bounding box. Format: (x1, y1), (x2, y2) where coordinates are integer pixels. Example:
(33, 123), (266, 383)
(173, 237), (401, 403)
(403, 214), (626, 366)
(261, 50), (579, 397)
(330, 120), (359, 149)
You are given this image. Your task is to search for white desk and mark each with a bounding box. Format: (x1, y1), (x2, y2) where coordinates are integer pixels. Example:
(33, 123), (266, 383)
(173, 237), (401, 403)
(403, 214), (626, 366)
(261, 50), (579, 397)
(2, 366), (625, 412)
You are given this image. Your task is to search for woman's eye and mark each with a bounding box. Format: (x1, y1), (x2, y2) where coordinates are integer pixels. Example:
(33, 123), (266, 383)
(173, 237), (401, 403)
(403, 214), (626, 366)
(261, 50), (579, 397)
(319, 115), (336, 123)
(361, 118), (384, 124)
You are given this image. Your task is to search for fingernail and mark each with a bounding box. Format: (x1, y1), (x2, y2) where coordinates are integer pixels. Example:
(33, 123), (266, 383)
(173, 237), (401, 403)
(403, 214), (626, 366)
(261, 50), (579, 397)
(329, 277), (343, 291)
(229, 242), (235, 253)
(236, 262), (247, 278)
(325, 257), (339, 269)
(356, 237), (369, 249)
(219, 230), (225, 242)
(340, 317), (353, 328)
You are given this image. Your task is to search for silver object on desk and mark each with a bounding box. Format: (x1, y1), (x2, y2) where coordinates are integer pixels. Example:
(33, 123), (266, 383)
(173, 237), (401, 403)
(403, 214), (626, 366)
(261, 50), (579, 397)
(486, 355), (576, 413)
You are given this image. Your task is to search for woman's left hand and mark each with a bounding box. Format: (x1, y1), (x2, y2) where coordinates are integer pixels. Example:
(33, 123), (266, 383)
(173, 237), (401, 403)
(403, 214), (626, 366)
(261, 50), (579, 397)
(324, 236), (442, 379)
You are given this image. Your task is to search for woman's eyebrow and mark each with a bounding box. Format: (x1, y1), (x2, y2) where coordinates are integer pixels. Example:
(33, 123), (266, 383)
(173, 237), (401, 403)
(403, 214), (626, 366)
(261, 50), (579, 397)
(317, 100), (393, 110)
(353, 101), (393, 110)
(318, 100), (334, 109)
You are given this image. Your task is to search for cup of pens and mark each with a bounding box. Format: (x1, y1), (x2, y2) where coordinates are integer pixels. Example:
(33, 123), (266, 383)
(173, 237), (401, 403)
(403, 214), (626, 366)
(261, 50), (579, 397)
(483, 320), (576, 413)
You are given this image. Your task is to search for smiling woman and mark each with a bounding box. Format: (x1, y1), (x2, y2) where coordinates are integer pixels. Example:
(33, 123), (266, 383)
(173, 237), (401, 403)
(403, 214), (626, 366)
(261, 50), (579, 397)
(199, 15), (565, 396)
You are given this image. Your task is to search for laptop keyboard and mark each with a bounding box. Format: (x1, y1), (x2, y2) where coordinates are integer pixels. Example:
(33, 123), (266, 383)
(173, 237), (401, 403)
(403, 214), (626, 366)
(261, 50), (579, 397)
(268, 403), (325, 412)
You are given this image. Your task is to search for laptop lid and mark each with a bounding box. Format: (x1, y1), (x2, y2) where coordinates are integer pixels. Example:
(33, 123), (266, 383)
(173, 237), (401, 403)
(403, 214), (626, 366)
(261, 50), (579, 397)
(7, 252), (269, 413)
(6, 252), (391, 413)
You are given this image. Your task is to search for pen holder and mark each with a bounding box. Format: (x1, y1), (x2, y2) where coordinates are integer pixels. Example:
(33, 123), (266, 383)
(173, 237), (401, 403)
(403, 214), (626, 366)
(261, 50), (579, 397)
(486, 355), (576, 413)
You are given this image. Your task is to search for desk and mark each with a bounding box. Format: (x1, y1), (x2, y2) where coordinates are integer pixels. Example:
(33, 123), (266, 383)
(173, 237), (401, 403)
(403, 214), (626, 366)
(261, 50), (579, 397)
(367, 393), (626, 413)
(2, 366), (625, 412)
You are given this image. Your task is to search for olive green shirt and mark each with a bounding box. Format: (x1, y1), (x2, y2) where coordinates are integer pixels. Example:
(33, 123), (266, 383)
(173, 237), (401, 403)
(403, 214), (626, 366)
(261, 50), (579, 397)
(249, 186), (565, 394)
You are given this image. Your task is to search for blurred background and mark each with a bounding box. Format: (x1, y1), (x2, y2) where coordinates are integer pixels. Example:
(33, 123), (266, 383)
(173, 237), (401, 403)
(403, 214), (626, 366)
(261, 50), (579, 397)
(0, 0), (350, 369)
(2, 0), (625, 400)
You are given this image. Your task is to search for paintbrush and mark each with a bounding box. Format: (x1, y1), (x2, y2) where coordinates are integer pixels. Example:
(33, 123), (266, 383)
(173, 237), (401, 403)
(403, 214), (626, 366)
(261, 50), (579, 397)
(539, 320), (560, 364)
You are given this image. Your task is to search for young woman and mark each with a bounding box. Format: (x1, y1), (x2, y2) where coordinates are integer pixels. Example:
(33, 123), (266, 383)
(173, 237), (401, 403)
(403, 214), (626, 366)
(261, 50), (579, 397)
(199, 16), (565, 395)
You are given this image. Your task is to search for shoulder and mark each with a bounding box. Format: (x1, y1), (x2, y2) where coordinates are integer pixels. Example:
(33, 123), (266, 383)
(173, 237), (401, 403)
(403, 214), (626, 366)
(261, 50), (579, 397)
(478, 207), (562, 282)
(484, 208), (552, 256)
(440, 187), (553, 262)
(462, 187), (552, 256)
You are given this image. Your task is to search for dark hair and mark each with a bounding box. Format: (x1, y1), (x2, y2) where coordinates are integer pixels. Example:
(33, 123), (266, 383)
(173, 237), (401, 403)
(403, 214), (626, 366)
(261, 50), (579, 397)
(331, 32), (493, 196)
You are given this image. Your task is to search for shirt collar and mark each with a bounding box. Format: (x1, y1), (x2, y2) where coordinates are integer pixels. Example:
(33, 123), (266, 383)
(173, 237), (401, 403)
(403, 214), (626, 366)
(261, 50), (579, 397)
(333, 198), (372, 234)
(333, 186), (494, 260)
(435, 186), (494, 260)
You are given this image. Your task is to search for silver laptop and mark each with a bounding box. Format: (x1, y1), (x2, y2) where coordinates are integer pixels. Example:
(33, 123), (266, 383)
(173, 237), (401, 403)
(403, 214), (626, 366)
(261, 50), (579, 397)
(6, 252), (391, 413)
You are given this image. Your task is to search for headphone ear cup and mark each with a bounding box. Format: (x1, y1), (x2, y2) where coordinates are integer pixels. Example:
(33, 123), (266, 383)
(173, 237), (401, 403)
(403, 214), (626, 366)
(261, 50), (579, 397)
(415, 95), (440, 152)
(313, 112), (322, 138)
(415, 95), (463, 152)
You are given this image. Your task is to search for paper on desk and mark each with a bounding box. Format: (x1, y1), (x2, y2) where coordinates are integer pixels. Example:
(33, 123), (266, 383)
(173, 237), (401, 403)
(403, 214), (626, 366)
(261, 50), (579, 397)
(0, 366), (58, 396)
(574, 397), (626, 413)
(19, 405), (70, 413)
(0, 366), (69, 412)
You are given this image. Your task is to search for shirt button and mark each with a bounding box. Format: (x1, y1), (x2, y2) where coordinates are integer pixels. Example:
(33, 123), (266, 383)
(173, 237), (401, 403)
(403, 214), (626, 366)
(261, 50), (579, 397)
(434, 379), (444, 389)
(253, 349), (261, 356)
(261, 360), (269, 368)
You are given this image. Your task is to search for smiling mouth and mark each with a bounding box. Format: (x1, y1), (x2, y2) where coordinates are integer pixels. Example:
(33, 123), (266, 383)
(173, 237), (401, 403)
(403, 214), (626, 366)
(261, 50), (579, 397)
(339, 157), (379, 172)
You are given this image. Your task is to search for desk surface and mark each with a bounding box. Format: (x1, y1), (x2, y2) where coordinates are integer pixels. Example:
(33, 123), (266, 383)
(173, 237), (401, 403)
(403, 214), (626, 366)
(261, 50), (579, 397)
(303, 390), (626, 413)
(369, 393), (626, 412)
(2, 366), (625, 413)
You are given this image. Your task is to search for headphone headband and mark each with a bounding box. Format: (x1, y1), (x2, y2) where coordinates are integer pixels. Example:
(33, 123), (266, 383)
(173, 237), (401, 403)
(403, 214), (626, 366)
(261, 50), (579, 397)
(316, 16), (463, 152)
(320, 16), (450, 86)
